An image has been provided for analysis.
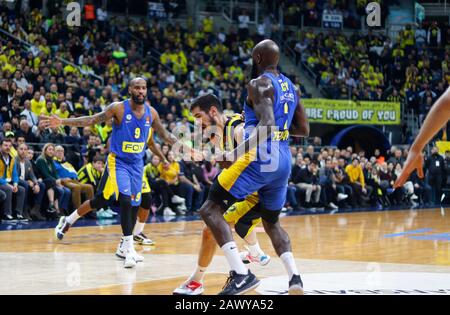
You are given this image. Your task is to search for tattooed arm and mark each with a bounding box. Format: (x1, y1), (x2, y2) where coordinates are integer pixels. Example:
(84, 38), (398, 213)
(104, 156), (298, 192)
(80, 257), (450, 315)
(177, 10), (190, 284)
(147, 131), (169, 165)
(150, 106), (203, 160)
(42, 102), (120, 128)
(226, 76), (275, 161)
(150, 106), (178, 145)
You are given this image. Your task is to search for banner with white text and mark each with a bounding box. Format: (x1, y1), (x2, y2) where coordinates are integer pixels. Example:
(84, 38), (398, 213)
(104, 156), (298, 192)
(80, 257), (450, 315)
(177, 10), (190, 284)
(302, 99), (401, 125)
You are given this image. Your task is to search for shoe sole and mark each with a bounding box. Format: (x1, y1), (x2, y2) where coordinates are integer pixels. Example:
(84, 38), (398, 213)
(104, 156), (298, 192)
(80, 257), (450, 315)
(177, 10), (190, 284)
(124, 261), (136, 268)
(173, 288), (204, 295)
(236, 279), (261, 295)
(288, 285), (304, 295)
(116, 253), (126, 259)
(134, 240), (155, 246)
(115, 253), (144, 262)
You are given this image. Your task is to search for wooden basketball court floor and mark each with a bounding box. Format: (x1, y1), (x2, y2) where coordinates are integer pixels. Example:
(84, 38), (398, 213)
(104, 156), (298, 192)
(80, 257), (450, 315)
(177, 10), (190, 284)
(1, 208), (450, 295)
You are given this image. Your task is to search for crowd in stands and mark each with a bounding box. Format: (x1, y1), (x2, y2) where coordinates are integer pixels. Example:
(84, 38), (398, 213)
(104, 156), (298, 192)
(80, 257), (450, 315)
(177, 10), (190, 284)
(279, 0), (390, 29)
(286, 144), (450, 212)
(290, 21), (450, 128)
(1, 2), (449, 223)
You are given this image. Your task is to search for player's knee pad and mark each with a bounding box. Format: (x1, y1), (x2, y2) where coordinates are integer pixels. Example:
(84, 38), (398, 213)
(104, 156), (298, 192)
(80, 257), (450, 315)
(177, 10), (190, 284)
(207, 180), (237, 211)
(259, 207), (281, 224)
(118, 193), (132, 211)
(235, 221), (251, 239)
(140, 192), (152, 210)
(89, 194), (108, 209)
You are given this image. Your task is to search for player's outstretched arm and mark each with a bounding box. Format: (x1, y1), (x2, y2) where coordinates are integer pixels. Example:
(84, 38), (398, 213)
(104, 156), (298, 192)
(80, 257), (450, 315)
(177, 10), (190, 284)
(147, 131), (169, 165)
(227, 77), (275, 161)
(394, 87), (450, 188)
(41, 102), (119, 128)
(150, 106), (203, 161)
(289, 89), (310, 137)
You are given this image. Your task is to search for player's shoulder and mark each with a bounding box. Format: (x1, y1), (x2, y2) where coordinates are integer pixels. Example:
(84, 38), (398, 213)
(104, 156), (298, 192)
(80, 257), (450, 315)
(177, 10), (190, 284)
(107, 101), (125, 110)
(247, 75), (274, 96)
(226, 113), (244, 126)
(248, 75), (272, 88)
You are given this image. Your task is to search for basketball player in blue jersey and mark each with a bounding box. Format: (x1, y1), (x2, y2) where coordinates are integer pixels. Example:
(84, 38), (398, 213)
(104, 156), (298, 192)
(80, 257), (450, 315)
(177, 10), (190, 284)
(43, 78), (185, 268)
(173, 94), (272, 295)
(199, 40), (309, 295)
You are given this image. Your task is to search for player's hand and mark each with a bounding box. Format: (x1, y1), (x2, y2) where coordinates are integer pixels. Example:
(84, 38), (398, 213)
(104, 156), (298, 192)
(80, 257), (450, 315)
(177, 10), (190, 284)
(12, 184), (18, 193)
(394, 149), (424, 188)
(40, 114), (62, 129)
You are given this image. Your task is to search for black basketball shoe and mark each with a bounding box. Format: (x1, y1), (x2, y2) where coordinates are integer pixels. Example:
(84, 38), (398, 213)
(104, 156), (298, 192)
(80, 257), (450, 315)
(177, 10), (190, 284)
(218, 270), (260, 295)
(288, 274), (304, 295)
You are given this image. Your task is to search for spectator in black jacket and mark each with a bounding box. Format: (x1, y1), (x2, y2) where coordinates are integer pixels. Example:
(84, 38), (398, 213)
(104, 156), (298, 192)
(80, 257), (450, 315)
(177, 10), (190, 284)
(410, 170), (432, 205)
(443, 150), (450, 188)
(295, 160), (321, 208)
(15, 143), (46, 220)
(426, 147), (445, 203)
(16, 119), (39, 144)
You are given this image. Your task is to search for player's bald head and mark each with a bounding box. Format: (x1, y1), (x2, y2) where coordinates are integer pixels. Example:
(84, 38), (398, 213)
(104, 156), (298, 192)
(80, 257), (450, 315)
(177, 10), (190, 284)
(129, 77), (147, 105)
(129, 77), (147, 87)
(251, 39), (280, 79)
(252, 39), (280, 68)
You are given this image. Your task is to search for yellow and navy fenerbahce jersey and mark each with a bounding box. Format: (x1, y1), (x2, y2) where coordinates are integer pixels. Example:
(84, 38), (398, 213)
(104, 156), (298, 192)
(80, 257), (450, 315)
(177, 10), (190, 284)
(222, 114), (243, 152)
(110, 99), (152, 163)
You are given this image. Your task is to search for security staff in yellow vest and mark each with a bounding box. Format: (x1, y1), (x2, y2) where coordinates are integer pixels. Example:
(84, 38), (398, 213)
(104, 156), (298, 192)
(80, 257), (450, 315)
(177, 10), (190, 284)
(0, 138), (26, 221)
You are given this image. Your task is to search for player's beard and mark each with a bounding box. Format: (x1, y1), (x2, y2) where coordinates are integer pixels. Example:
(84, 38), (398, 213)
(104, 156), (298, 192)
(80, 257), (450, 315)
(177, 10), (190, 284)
(131, 94), (145, 105)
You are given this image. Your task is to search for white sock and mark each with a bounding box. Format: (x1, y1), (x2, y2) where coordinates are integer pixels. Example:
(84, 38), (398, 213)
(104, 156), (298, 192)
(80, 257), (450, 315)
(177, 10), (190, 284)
(66, 209), (81, 225)
(247, 241), (264, 257)
(222, 241), (248, 275)
(280, 252), (299, 280)
(133, 221), (145, 236)
(123, 235), (134, 252)
(190, 265), (207, 283)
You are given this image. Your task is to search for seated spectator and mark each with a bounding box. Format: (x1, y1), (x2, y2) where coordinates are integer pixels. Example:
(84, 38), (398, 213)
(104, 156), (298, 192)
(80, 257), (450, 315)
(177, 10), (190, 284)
(345, 157), (372, 206)
(20, 99), (39, 128)
(294, 160), (321, 209)
(36, 143), (71, 216)
(0, 138), (26, 221)
(319, 158), (348, 209)
(54, 145), (94, 212)
(158, 151), (188, 216)
(144, 154), (185, 215)
(15, 143), (46, 221)
(77, 155), (104, 191)
(16, 119), (39, 144)
(387, 149), (404, 166)
(178, 153), (204, 213)
(30, 91), (45, 116)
